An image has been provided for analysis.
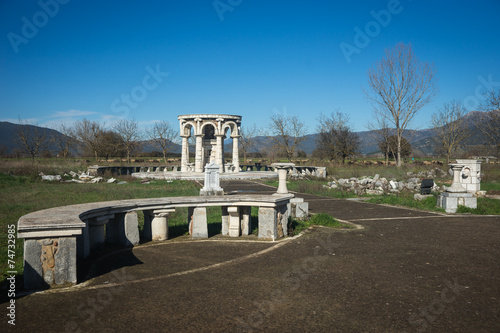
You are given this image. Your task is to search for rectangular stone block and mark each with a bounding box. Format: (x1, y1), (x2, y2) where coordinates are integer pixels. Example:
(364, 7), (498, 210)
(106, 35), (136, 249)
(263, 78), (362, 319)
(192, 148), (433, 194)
(258, 207), (276, 240)
(228, 206), (241, 237)
(190, 207), (208, 238)
(24, 237), (77, 290)
(241, 206), (251, 235)
(120, 211), (140, 247)
(54, 237), (77, 286)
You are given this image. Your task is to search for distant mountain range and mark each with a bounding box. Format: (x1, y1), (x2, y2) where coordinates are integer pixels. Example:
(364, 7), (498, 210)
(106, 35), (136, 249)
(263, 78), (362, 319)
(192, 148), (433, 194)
(0, 111), (494, 157)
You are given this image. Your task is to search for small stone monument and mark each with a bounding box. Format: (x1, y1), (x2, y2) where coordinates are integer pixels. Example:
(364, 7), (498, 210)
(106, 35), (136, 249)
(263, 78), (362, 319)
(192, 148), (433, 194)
(200, 161), (224, 196)
(438, 163), (477, 213)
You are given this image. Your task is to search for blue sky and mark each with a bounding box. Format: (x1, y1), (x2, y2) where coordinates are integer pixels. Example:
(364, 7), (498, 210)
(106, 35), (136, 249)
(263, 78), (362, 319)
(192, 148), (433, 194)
(1, 0), (499, 135)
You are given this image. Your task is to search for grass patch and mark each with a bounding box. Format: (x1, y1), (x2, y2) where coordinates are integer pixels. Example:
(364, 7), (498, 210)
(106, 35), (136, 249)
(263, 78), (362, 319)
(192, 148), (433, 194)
(366, 192), (446, 212)
(288, 213), (353, 236)
(456, 197), (500, 215)
(0, 174), (200, 284)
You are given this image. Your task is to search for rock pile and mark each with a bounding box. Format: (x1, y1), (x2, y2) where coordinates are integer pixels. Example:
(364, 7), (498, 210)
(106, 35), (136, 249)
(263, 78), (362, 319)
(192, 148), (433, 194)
(39, 172), (120, 184)
(323, 170), (448, 196)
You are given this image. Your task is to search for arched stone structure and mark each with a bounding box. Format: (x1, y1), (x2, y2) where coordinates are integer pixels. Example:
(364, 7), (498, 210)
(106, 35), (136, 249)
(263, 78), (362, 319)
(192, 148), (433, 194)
(178, 114), (241, 173)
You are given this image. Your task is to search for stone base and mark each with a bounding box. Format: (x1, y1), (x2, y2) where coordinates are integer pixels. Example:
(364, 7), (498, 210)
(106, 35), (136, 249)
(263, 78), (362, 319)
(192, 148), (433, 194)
(438, 192), (477, 213)
(288, 198), (309, 219)
(200, 188), (224, 196)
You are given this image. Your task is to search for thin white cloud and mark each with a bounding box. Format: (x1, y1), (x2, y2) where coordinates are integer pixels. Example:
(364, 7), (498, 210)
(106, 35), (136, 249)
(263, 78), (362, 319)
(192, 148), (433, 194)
(49, 110), (97, 118)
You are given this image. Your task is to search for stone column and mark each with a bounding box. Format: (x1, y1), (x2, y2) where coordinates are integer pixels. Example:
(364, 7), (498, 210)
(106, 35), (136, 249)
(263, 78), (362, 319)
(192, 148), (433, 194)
(195, 134), (203, 173)
(232, 135), (240, 173)
(271, 163), (295, 194)
(216, 134), (224, 172)
(88, 216), (110, 251)
(447, 164), (467, 193)
(181, 135), (189, 172)
(149, 209), (175, 241)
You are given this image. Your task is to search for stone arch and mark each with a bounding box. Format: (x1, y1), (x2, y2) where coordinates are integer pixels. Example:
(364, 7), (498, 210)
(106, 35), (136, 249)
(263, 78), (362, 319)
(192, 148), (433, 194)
(178, 114), (242, 173)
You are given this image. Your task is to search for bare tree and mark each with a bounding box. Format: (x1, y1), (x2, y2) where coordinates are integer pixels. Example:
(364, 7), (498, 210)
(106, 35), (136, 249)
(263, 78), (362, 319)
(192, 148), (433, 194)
(477, 89), (500, 156)
(147, 121), (177, 164)
(52, 123), (77, 160)
(73, 119), (104, 161)
(366, 43), (437, 166)
(431, 100), (470, 164)
(239, 124), (258, 163)
(266, 114), (306, 162)
(316, 111), (359, 164)
(113, 118), (142, 163)
(16, 119), (47, 163)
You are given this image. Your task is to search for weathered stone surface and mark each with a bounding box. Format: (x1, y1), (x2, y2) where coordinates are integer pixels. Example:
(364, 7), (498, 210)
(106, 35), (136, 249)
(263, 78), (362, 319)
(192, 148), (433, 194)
(23, 239), (44, 290)
(241, 206), (251, 235)
(121, 212), (140, 246)
(190, 207), (208, 238)
(438, 192), (476, 213)
(54, 237), (77, 286)
(258, 207), (276, 240)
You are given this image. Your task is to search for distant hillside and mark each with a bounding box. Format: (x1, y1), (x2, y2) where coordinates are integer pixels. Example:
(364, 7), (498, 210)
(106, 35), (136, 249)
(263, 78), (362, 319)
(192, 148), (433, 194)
(0, 111), (495, 157)
(0, 122), (69, 155)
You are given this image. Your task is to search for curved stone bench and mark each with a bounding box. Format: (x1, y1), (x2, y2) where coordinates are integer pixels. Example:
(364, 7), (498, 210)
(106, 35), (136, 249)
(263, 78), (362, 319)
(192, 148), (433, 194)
(17, 194), (293, 290)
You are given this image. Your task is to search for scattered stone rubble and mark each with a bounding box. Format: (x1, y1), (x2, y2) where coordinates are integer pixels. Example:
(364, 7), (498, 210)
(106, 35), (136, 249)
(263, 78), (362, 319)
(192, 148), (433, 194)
(323, 168), (449, 196)
(39, 172), (122, 184)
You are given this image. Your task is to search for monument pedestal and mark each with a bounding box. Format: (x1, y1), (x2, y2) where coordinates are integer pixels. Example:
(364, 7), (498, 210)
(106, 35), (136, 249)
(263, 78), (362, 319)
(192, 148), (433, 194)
(438, 192), (477, 213)
(200, 162), (224, 196)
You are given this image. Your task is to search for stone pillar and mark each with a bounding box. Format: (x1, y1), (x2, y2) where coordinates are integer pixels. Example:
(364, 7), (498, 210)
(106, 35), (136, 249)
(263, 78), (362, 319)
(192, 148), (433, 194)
(271, 163), (295, 194)
(181, 135), (189, 172)
(447, 164), (467, 193)
(241, 206), (251, 235)
(88, 216), (109, 251)
(216, 135), (224, 172)
(228, 206), (241, 237)
(145, 209), (175, 241)
(195, 134), (203, 173)
(106, 212), (140, 246)
(221, 206), (229, 235)
(77, 223), (90, 259)
(188, 207), (208, 238)
(232, 136), (240, 173)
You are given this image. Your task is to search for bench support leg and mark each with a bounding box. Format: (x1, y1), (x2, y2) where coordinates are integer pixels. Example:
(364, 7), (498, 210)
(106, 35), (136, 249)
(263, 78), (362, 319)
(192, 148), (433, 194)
(228, 206), (241, 237)
(189, 207), (208, 238)
(24, 236), (77, 290)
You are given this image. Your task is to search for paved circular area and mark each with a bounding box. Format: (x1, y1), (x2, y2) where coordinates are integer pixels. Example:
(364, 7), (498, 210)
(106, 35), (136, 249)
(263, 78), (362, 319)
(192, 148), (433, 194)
(7, 180), (500, 332)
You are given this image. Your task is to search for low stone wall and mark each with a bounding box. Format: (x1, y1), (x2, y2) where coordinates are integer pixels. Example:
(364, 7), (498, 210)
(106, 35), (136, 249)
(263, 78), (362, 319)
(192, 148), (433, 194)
(18, 194), (293, 290)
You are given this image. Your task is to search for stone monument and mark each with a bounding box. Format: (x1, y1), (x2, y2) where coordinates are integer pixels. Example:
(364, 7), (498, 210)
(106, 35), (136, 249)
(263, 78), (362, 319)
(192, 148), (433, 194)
(200, 161), (224, 196)
(178, 114), (241, 173)
(438, 163), (477, 213)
